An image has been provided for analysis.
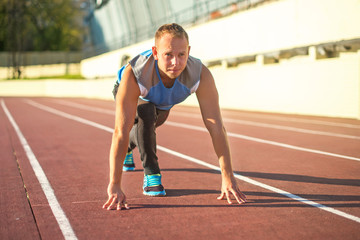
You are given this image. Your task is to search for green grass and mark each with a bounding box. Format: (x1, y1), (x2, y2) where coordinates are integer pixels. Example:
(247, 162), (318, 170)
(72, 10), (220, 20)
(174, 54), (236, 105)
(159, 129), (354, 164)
(25, 74), (85, 80)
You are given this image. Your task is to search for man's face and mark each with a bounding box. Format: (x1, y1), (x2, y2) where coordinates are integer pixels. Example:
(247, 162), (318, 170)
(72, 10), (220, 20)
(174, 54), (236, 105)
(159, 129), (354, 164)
(152, 33), (190, 82)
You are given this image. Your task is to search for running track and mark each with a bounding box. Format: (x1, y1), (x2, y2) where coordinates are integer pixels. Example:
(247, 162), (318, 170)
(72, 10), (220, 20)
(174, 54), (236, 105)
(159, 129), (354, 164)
(1, 97), (359, 240)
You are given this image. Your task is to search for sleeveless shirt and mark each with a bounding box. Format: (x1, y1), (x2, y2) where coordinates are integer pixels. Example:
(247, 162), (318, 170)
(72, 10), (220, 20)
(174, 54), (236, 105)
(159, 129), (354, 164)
(116, 50), (202, 110)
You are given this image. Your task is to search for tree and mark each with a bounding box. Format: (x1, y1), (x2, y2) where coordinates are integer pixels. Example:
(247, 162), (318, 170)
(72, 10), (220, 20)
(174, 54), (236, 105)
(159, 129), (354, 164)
(0, 0), (83, 52)
(0, 0), (83, 78)
(0, 0), (27, 78)
(24, 0), (83, 51)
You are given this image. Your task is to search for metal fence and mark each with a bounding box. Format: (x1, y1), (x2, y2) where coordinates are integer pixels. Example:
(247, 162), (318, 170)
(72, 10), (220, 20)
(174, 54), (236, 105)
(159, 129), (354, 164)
(0, 51), (82, 79)
(0, 52), (83, 67)
(83, 0), (268, 58)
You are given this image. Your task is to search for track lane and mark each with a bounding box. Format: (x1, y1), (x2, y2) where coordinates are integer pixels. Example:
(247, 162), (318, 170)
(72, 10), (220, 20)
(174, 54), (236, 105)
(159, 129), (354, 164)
(40, 98), (360, 159)
(23, 98), (360, 211)
(21, 98), (360, 217)
(1, 97), (360, 240)
(51, 98), (360, 136)
(156, 122), (360, 216)
(0, 102), (42, 240)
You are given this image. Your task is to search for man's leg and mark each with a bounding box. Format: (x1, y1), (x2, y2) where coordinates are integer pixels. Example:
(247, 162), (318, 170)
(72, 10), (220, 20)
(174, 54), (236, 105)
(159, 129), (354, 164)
(128, 100), (169, 196)
(128, 99), (169, 175)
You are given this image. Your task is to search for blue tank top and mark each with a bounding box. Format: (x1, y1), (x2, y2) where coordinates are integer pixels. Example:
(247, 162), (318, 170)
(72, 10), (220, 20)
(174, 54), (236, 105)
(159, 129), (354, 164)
(117, 50), (202, 110)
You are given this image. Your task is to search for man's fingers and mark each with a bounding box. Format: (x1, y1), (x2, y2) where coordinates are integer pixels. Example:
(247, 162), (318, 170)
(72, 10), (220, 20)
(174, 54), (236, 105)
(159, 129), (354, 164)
(217, 192), (225, 200)
(102, 197), (113, 209)
(218, 189), (247, 204)
(107, 196), (118, 210)
(117, 201), (130, 210)
(232, 189), (247, 204)
(104, 183), (129, 211)
(116, 196), (130, 210)
(217, 191), (237, 204)
(225, 191), (232, 204)
(116, 202), (122, 210)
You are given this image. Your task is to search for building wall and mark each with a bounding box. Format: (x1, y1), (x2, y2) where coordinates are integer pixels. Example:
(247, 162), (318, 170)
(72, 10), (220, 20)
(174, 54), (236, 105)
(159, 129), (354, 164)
(189, 0), (360, 61)
(79, 0), (360, 119)
(81, 0), (360, 76)
(183, 49), (360, 119)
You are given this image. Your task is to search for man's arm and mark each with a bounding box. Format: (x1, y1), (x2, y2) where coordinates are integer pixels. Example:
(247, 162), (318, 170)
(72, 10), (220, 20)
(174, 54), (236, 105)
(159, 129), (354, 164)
(103, 65), (140, 210)
(196, 65), (246, 204)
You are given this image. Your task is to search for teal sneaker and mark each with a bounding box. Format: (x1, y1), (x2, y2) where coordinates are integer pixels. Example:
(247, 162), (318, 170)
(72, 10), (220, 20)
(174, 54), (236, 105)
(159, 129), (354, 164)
(122, 151), (135, 171)
(143, 174), (166, 196)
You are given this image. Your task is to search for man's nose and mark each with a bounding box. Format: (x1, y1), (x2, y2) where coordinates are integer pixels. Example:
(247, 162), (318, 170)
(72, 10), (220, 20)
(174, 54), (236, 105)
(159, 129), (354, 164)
(171, 56), (178, 65)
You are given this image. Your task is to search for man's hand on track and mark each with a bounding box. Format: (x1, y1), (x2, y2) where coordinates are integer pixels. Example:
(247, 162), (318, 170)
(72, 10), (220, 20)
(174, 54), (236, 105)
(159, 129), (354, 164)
(217, 175), (247, 204)
(103, 183), (130, 210)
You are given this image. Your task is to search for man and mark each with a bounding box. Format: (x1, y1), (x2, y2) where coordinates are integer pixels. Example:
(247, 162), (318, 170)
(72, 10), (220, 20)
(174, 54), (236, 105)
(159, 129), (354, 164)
(103, 23), (246, 210)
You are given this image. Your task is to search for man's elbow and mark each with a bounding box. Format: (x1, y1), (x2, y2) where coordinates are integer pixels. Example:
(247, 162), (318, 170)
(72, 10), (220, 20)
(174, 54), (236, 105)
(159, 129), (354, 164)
(205, 122), (226, 137)
(112, 127), (129, 142)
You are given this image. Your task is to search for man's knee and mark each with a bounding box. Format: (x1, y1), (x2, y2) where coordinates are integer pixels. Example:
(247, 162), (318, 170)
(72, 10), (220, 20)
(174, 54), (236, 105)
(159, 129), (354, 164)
(137, 102), (157, 124)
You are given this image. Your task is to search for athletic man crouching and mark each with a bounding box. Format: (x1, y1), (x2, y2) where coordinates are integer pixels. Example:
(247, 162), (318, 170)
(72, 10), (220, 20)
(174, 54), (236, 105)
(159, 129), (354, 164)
(103, 23), (246, 210)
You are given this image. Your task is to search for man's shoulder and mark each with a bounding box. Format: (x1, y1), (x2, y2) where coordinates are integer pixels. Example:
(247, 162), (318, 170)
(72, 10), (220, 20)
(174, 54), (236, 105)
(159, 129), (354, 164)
(139, 49), (153, 57)
(187, 55), (202, 71)
(177, 55), (202, 92)
(129, 50), (155, 81)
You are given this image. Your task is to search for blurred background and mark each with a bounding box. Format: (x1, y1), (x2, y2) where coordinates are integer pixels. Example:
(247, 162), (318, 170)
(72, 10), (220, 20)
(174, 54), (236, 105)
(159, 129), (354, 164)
(0, 0), (360, 119)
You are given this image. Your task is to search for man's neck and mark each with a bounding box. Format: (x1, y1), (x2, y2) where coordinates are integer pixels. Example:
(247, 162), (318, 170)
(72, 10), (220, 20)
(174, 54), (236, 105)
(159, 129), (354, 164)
(158, 69), (176, 88)
(163, 77), (176, 88)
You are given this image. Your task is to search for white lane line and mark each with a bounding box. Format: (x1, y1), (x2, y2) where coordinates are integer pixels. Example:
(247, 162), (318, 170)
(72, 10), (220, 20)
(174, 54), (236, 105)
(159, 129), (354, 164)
(52, 99), (360, 140)
(1, 100), (78, 240)
(171, 112), (360, 140)
(165, 121), (360, 162)
(25, 99), (360, 223)
(221, 111), (360, 129)
(52, 99), (360, 130)
(27, 100), (113, 133)
(46, 100), (360, 161)
(157, 146), (360, 224)
(31, 99), (360, 161)
(51, 99), (115, 115)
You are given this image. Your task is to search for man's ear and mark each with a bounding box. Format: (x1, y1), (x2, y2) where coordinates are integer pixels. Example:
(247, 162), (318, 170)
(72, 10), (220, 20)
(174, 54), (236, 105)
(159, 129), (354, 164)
(152, 46), (158, 60)
(188, 46), (191, 56)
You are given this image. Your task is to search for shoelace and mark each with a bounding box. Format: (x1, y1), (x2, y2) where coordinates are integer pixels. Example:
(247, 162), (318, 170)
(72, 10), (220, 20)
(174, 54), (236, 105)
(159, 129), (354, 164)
(124, 152), (133, 164)
(144, 174), (161, 187)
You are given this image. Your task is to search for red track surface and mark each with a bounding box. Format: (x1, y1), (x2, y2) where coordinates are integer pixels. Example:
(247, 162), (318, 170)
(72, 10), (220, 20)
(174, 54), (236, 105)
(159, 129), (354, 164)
(1, 97), (359, 240)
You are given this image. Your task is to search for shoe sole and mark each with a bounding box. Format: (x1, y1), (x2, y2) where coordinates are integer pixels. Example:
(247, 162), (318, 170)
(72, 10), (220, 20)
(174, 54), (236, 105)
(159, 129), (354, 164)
(143, 190), (166, 197)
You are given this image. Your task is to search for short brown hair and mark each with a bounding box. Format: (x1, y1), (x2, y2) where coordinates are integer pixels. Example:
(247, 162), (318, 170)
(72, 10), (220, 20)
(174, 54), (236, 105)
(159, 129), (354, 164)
(155, 23), (189, 46)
